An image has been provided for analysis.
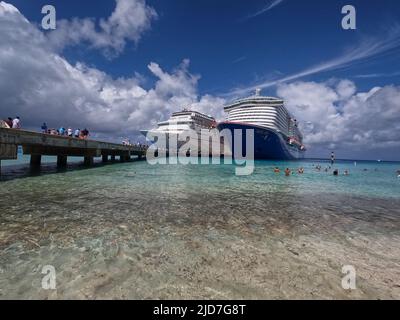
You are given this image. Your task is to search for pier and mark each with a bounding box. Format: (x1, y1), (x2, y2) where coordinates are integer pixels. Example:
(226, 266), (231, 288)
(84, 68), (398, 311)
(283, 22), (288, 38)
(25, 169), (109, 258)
(0, 128), (147, 175)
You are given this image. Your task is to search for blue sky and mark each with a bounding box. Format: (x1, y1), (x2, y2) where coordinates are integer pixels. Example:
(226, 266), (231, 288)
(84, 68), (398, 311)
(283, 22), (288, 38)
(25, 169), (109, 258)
(10, 0), (400, 95)
(1, 0), (400, 159)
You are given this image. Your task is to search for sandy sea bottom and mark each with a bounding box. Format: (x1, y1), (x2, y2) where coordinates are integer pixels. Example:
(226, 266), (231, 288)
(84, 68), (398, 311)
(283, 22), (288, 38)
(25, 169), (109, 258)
(0, 159), (399, 299)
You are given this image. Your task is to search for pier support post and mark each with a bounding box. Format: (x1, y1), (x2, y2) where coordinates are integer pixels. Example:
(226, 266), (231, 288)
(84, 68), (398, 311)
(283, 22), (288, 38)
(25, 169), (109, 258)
(111, 155), (116, 162)
(84, 156), (94, 166)
(30, 154), (42, 167)
(57, 155), (67, 167)
(120, 153), (130, 162)
(102, 155), (109, 163)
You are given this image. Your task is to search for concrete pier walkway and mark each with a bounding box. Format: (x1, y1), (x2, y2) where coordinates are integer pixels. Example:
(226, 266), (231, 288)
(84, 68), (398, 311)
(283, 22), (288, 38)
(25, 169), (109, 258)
(0, 128), (147, 174)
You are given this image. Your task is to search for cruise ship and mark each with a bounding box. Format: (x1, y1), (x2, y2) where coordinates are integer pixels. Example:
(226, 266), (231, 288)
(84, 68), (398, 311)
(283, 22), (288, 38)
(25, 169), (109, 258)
(217, 89), (306, 160)
(142, 109), (219, 155)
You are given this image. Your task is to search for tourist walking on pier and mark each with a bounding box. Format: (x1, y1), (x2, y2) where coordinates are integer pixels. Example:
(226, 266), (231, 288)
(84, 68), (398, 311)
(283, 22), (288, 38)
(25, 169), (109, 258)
(12, 117), (21, 129)
(0, 119), (8, 128)
(81, 128), (89, 139)
(41, 122), (48, 133)
(5, 117), (13, 128)
(67, 127), (73, 137)
(74, 129), (80, 138)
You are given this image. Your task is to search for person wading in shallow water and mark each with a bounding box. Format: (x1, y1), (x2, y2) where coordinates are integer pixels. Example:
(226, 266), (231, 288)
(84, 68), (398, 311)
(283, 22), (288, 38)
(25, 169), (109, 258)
(331, 151), (336, 165)
(285, 168), (291, 176)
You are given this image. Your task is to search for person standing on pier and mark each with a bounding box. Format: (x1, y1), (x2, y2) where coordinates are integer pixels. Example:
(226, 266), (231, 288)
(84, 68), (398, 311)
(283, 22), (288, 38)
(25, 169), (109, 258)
(74, 128), (80, 138)
(5, 117), (13, 128)
(81, 128), (89, 139)
(41, 122), (48, 133)
(12, 117), (21, 129)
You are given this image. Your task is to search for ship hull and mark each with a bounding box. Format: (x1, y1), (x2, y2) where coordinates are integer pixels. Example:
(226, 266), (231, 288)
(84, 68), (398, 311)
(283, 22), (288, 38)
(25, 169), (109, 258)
(217, 122), (305, 160)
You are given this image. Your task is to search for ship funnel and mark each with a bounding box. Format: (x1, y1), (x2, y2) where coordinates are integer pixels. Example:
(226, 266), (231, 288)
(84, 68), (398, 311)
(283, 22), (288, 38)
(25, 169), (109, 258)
(255, 88), (261, 96)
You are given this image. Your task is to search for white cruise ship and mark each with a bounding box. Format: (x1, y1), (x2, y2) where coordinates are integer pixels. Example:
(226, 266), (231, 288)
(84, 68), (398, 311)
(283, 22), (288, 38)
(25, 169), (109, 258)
(143, 109), (216, 135)
(217, 89), (305, 160)
(142, 109), (219, 155)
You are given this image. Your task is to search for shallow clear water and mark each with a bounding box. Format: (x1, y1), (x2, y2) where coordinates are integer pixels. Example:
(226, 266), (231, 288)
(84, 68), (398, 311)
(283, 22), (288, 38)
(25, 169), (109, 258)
(0, 157), (399, 299)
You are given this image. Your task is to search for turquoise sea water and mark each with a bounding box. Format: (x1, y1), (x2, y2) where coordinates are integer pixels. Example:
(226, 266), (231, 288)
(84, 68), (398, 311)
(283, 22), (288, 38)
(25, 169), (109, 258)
(2, 155), (400, 198)
(0, 156), (399, 299)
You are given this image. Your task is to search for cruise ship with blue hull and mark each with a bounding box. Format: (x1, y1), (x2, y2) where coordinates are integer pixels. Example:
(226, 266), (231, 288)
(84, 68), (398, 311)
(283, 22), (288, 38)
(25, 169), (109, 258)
(217, 89), (306, 160)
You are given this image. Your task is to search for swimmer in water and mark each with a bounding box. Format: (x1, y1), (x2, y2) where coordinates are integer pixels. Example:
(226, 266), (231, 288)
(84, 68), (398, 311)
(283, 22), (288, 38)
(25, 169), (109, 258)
(274, 167), (280, 173)
(298, 167), (304, 174)
(333, 169), (339, 176)
(344, 170), (349, 176)
(285, 168), (291, 176)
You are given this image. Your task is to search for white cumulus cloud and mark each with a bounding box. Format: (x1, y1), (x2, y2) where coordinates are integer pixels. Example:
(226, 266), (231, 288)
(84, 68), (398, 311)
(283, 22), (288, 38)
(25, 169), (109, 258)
(0, 1), (225, 142)
(47, 0), (157, 57)
(277, 80), (400, 159)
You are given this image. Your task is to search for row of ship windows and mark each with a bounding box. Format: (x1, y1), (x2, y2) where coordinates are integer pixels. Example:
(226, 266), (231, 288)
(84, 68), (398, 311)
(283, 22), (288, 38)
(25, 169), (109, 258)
(231, 119), (301, 140)
(228, 115), (290, 131)
(228, 112), (289, 124)
(226, 105), (290, 117)
(227, 107), (292, 122)
(228, 106), (282, 112)
(228, 114), (279, 119)
(228, 121), (289, 134)
(228, 110), (279, 116)
(229, 118), (289, 133)
(228, 108), (290, 121)
(228, 112), (287, 124)
(225, 101), (283, 109)
(229, 116), (286, 127)
(228, 104), (289, 111)
(229, 116), (277, 122)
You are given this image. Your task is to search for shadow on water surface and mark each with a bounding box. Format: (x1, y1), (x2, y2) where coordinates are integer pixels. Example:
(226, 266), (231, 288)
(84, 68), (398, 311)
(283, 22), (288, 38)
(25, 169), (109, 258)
(0, 157), (143, 182)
